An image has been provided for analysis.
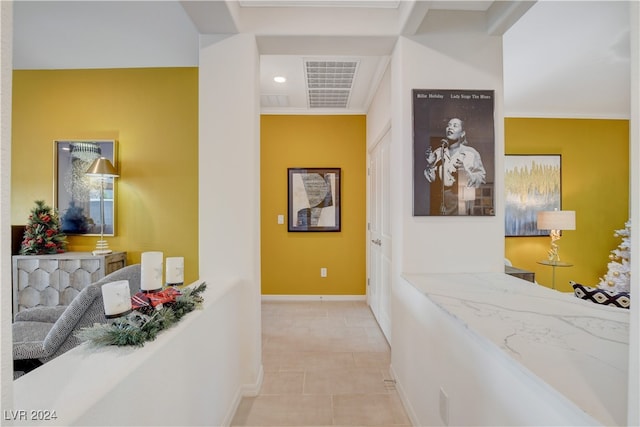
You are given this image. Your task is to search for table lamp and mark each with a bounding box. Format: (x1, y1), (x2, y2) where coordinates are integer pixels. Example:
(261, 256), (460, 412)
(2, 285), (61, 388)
(86, 157), (119, 255)
(537, 209), (576, 264)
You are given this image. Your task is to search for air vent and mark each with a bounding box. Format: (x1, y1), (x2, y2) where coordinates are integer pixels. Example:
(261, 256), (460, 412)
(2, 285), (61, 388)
(304, 60), (358, 109)
(261, 94), (290, 107)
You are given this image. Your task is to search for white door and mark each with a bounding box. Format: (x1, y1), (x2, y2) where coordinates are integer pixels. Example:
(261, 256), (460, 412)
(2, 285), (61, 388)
(368, 129), (392, 341)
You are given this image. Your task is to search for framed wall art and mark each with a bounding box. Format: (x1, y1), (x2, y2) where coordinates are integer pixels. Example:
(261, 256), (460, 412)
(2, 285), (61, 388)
(505, 154), (561, 237)
(54, 140), (117, 236)
(288, 167), (341, 232)
(412, 89), (495, 216)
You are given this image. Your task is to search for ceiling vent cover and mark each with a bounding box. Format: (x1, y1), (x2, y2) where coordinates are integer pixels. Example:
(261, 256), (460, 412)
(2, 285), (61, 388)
(261, 94), (290, 108)
(304, 60), (359, 109)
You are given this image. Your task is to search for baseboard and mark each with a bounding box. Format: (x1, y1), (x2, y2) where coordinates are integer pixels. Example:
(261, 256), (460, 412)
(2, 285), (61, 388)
(389, 364), (419, 427)
(242, 363), (264, 396)
(222, 364), (264, 426)
(261, 294), (366, 302)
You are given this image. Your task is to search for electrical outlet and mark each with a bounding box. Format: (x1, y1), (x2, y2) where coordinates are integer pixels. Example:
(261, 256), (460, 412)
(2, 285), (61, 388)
(439, 387), (449, 426)
(320, 267), (327, 277)
(277, 214), (284, 224)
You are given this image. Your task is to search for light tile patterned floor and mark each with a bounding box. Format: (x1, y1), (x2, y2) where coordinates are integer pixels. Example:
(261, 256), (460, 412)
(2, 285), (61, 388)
(231, 300), (411, 426)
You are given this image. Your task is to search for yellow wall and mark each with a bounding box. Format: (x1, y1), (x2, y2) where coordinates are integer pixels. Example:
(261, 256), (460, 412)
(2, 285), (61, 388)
(505, 118), (629, 291)
(14, 72), (624, 295)
(12, 68), (199, 284)
(261, 115), (366, 295)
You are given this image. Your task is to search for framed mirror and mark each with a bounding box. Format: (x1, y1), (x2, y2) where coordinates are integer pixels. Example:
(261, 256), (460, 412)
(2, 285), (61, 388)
(54, 140), (117, 236)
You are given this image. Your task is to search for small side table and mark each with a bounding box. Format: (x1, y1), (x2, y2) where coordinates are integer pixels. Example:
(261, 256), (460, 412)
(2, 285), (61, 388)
(537, 260), (573, 289)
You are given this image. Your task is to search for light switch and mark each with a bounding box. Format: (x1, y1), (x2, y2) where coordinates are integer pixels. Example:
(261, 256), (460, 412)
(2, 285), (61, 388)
(277, 214), (284, 224)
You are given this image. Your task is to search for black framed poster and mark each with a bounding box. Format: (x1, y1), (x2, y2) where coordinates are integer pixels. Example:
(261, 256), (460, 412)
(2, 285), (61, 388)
(288, 168), (341, 232)
(412, 89), (495, 216)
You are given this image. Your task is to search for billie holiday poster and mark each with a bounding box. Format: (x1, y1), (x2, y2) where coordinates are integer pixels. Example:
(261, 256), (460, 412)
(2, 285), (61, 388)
(412, 89), (495, 216)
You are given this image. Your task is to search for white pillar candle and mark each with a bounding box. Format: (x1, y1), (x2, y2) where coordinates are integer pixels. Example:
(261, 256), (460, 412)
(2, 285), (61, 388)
(102, 280), (132, 318)
(141, 251), (163, 291)
(166, 257), (184, 285)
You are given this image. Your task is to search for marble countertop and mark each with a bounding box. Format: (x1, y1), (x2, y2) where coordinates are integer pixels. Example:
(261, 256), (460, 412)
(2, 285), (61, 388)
(402, 272), (630, 426)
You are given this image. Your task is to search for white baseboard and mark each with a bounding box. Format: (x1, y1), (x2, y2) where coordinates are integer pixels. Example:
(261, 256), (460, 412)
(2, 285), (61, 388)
(222, 364), (264, 426)
(261, 294), (366, 302)
(389, 364), (419, 427)
(243, 364), (264, 396)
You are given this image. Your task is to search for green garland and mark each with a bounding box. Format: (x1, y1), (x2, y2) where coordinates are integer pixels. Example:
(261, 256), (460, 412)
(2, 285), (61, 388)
(76, 282), (207, 347)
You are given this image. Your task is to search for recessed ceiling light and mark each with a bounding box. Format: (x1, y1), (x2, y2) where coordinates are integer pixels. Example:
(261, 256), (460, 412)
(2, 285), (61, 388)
(274, 76), (287, 83)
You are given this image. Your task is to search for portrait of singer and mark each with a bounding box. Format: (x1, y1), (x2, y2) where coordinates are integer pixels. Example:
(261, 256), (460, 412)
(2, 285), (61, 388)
(424, 117), (486, 215)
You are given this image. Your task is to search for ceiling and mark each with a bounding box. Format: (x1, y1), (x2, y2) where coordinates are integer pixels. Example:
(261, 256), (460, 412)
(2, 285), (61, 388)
(12, 1), (631, 118)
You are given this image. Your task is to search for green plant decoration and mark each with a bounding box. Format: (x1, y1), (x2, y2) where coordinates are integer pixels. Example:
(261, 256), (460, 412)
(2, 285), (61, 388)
(20, 200), (68, 255)
(76, 282), (207, 347)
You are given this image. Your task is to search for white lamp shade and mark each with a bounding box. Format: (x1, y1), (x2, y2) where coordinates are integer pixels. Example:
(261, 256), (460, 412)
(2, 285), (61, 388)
(102, 280), (132, 318)
(141, 251), (164, 291)
(537, 210), (576, 230)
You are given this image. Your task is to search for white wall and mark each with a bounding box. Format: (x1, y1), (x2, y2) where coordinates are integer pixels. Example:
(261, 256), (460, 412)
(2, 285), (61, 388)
(198, 33), (262, 399)
(368, 15), (511, 426)
(392, 276), (608, 426)
(391, 28), (505, 276)
(10, 280), (250, 427)
(0, 0), (13, 412)
(366, 64), (391, 150)
(369, 9), (640, 425)
(628, 2), (639, 424)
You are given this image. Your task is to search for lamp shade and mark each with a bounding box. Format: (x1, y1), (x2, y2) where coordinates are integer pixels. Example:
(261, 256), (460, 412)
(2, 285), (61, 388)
(86, 157), (119, 177)
(537, 210), (576, 230)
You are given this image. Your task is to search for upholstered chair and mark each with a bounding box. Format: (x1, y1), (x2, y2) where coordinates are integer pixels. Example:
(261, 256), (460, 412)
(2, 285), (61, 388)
(13, 264), (141, 376)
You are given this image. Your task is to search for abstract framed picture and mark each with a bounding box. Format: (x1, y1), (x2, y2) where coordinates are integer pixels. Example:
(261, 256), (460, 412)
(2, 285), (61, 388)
(412, 89), (495, 216)
(505, 154), (561, 237)
(54, 140), (117, 236)
(288, 168), (341, 232)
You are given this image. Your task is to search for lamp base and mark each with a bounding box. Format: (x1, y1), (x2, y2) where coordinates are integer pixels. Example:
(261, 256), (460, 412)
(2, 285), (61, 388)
(93, 239), (112, 256)
(93, 249), (113, 255)
(547, 229), (561, 264)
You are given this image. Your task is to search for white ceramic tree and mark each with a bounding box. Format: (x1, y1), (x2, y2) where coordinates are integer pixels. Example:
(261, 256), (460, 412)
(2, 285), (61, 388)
(598, 220), (631, 293)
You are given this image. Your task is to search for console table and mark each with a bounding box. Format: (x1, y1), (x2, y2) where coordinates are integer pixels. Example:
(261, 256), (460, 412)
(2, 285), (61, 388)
(504, 265), (535, 283)
(12, 251), (126, 315)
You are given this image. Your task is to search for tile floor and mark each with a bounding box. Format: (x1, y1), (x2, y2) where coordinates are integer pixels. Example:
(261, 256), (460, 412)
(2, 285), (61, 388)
(231, 300), (412, 427)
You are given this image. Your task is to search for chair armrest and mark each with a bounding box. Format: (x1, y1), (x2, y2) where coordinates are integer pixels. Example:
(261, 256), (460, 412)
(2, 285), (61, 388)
(14, 341), (49, 360)
(14, 306), (68, 323)
(43, 285), (103, 354)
